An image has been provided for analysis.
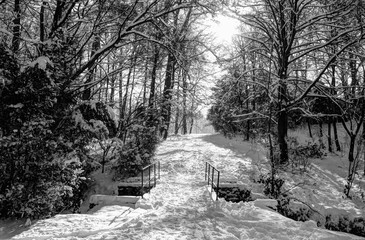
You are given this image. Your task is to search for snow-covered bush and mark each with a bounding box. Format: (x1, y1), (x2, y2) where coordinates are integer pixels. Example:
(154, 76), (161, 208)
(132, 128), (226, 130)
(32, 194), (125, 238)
(112, 111), (159, 178)
(288, 137), (325, 159)
(276, 197), (365, 237)
(288, 137), (325, 173)
(325, 214), (365, 237)
(0, 119), (85, 218)
(0, 45), (113, 218)
(257, 174), (285, 199)
(217, 187), (253, 203)
(75, 101), (117, 138)
(276, 197), (314, 222)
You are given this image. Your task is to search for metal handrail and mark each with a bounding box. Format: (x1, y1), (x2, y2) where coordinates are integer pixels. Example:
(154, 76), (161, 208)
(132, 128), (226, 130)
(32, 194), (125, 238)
(205, 162), (220, 201)
(140, 161), (160, 197)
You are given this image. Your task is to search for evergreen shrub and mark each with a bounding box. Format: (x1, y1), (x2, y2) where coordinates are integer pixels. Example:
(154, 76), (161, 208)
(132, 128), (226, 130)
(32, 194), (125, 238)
(112, 109), (160, 178)
(276, 197), (313, 222)
(257, 174), (285, 199)
(325, 214), (365, 237)
(0, 45), (105, 218)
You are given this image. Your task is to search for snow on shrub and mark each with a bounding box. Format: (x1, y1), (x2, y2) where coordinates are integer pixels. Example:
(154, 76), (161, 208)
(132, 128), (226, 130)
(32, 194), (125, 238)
(257, 174), (285, 199)
(217, 186), (253, 203)
(112, 109), (160, 179)
(0, 120), (85, 218)
(276, 197), (314, 222)
(275, 196), (365, 237)
(325, 214), (365, 237)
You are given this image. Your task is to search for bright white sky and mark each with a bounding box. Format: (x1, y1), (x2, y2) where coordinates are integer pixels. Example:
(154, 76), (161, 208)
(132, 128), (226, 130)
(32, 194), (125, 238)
(208, 14), (240, 45)
(198, 14), (241, 117)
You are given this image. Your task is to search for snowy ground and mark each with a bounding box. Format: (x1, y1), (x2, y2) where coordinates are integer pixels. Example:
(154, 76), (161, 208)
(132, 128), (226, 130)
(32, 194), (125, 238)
(11, 134), (365, 239)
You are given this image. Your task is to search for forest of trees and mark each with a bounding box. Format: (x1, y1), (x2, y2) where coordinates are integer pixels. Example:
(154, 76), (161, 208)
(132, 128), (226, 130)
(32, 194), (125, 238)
(0, 0), (216, 219)
(208, 0), (365, 197)
(2, 0), (365, 221)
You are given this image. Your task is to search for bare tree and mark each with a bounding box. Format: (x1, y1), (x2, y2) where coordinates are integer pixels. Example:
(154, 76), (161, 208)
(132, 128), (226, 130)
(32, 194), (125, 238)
(226, 0), (365, 163)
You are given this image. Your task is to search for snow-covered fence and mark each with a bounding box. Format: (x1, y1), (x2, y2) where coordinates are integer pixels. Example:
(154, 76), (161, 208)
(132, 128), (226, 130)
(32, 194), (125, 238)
(205, 162), (220, 201)
(141, 161), (160, 197)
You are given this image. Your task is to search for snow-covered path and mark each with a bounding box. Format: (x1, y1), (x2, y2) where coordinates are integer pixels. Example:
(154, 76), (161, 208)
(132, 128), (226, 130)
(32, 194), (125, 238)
(12, 134), (364, 240)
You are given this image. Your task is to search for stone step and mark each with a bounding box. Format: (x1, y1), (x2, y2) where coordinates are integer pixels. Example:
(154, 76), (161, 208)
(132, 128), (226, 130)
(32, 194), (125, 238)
(89, 194), (141, 208)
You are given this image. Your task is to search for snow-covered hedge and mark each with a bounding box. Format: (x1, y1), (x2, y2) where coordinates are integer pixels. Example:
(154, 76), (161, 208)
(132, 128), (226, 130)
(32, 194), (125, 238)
(112, 119), (159, 178)
(276, 197), (365, 237)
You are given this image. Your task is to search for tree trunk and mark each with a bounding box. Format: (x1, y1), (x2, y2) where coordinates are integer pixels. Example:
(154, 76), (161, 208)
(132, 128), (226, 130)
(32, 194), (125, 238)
(246, 118), (250, 141)
(189, 117), (194, 134)
(128, 54), (137, 117)
(39, 1), (46, 55)
(277, 65), (289, 163)
(278, 108), (288, 164)
(328, 120), (332, 152)
(105, 55), (110, 102)
(98, 84), (102, 101)
(174, 73), (181, 135)
(146, 45), (159, 132)
(189, 95), (195, 134)
(246, 82), (250, 141)
(363, 119), (365, 175)
(331, 61), (341, 151)
(12, 0), (21, 53)
(143, 54), (148, 107)
(277, 1), (290, 164)
(349, 52), (357, 97)
(344, 135), (356, 197)
(363, 72), (365, 176)
(307, 118), (313, 138)
(244, 51), (250, 141)
(160, 52), (176, 140)
(51, 0), (64, 35)
(174, 110), (180, 135)
(333, 121), (341, 151)
(348, 135), (355, 163)
(121, 57), (133, 117)
(118, 54), (123, 129)
(82, 35), (100, 100)
(119, 49), (135, 141)
(251, 85), (256, 138)
(319, 120), (323, 137)
(182, 69), (188, 135)
(109, 63), (115, 107)
(149, 46), (159, 108)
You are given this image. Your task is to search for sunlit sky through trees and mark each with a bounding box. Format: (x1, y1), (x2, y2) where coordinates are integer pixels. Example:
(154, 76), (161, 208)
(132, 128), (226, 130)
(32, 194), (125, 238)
(199, 14), (240, 117)
(208, 14), (240, 45)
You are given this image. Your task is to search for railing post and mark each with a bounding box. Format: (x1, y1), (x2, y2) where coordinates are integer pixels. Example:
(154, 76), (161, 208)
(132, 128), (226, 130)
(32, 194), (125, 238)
(204, 163), (220, 202)
(154, 163), (156, 187)
(141, 169), (144, 198)
(148, 166), (151, 189)
(211, 168), (214, 191)
(205, 162), (207, 180)
(207, 164), (210, 186)
(217, 171), (220, 201)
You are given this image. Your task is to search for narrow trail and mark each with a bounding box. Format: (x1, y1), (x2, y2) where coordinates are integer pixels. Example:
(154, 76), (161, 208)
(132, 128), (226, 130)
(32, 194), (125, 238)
(12, 134), (363, 240)
(115, 136), (230, 239)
